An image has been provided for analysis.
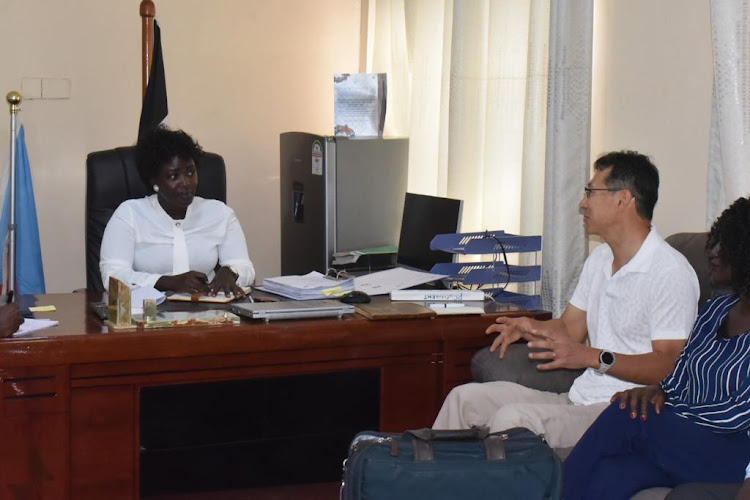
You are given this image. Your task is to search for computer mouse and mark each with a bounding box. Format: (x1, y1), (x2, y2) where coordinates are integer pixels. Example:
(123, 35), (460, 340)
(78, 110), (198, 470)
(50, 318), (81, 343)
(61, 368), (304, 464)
(340, 290), (371, 304)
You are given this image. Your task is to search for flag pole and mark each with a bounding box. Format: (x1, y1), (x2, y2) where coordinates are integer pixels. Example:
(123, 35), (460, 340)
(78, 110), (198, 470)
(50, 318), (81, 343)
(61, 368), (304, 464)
(5, 91), (20, 296)
(140, 0), (156, 98)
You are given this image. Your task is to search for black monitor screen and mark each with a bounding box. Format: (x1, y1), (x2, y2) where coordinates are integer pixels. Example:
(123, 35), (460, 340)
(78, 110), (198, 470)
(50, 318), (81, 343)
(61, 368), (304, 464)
(397, 193), (462, 271)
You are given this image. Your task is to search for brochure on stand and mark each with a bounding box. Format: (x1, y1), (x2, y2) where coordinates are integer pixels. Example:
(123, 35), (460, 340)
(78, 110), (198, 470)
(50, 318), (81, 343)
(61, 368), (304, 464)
(334, 73), (387, 137)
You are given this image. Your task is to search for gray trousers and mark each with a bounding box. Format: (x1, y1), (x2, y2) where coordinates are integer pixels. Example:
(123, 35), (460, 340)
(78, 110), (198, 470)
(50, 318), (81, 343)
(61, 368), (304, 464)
(433, 380), (608, 449)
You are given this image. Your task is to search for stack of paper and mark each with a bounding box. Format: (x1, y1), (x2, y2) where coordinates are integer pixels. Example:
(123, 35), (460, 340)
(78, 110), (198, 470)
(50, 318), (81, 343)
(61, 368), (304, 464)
(260, 272), (354, 300)
(353, 267), (447, 296)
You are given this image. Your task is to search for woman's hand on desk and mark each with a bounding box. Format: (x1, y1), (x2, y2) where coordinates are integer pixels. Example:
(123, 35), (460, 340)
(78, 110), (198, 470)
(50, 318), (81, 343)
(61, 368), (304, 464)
(156, 271), (211, 294)
(208, 266), (245, 298)
(0, 303), (23, 338)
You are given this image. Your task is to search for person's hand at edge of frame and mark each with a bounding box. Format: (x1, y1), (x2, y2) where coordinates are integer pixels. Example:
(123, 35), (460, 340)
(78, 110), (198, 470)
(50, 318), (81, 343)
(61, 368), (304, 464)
(0, 302), (24, 338)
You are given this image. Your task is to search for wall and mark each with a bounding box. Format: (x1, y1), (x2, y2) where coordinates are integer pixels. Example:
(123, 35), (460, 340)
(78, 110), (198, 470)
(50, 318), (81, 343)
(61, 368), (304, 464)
(591, 0), (713, 236)
(0, 0), (361, 292)
(0, 0), (716, 292)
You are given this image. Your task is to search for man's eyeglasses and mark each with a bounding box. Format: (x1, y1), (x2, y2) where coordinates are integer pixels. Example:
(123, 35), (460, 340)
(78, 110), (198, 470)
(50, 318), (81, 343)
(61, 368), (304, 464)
(583, 187), (624, 198)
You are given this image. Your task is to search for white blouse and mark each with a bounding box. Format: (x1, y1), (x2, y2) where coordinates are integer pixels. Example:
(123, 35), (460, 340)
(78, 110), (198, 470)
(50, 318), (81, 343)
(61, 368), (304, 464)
(99, 195), (255, 291)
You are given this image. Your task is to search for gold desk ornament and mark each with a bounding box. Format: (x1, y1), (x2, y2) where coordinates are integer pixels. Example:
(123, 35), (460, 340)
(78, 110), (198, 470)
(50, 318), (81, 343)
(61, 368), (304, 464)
(142, 298), (158, 321)
(101, 276), (242, 330)
(6, 91), (21, 114)
(105, 277), (135, 330)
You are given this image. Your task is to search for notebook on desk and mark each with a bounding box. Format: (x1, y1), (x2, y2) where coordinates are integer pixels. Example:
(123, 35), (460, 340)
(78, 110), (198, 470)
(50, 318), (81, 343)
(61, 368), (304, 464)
(229, 299), (354, 321)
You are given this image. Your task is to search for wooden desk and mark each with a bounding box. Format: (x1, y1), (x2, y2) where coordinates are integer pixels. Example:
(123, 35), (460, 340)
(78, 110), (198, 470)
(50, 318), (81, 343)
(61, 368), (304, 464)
(0, 293), (550, 499)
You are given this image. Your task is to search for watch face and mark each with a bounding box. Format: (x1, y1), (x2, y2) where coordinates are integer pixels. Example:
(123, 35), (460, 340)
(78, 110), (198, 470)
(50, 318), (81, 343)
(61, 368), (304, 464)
(601, 351), (615, 365)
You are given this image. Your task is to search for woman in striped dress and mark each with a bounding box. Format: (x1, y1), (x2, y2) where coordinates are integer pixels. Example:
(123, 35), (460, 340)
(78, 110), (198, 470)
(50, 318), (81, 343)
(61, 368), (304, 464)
(563, 197), (750, 500)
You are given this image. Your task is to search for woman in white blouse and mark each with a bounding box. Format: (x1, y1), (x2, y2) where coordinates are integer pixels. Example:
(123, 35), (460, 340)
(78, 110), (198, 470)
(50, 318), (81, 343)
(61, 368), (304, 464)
(99, 126), (254, 296)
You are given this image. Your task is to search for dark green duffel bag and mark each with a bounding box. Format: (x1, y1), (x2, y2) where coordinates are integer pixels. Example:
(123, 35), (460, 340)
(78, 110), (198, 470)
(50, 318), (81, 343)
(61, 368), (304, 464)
(340, 426), (562, 500)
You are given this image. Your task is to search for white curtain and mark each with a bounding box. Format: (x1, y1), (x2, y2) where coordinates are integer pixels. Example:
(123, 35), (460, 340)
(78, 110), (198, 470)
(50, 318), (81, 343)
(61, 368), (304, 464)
(706, 0), (750, 226)
(366, 0), (593, 316)
(541, 1), (594, 316)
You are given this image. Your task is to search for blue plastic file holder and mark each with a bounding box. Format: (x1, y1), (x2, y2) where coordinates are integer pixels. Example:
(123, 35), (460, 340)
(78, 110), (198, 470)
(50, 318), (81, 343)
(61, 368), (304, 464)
(488, 290), (541, 310)
(428, 230), (542, 310)
(430, 262), (541, 284)
(430, 231), (541, 254)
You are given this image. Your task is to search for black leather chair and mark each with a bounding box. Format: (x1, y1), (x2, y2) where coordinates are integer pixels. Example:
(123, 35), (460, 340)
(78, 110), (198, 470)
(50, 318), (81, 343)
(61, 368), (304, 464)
(86, 146), (227, 291)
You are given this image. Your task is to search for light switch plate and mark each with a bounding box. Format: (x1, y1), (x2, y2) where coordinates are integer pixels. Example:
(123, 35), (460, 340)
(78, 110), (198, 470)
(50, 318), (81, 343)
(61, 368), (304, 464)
(21, 77), (42, 99)
(42, 78), (71, 99)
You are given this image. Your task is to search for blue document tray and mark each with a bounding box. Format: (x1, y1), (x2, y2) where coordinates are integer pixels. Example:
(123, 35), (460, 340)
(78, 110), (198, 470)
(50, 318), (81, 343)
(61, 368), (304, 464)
(485, 289), (541, 310)
(430, 262), (541, 284)
(430, 231), (541, 255)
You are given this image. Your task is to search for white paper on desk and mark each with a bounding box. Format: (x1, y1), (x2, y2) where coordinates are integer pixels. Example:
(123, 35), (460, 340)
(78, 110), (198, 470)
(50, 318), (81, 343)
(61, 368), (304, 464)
(131, 286), (166, 314)
(14, 318), (59, 336)
(353, 267), (447, 296)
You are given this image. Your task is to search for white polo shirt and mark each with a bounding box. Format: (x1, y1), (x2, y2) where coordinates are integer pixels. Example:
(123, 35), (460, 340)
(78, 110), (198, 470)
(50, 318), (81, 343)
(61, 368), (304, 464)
(567, 228), (699, 405)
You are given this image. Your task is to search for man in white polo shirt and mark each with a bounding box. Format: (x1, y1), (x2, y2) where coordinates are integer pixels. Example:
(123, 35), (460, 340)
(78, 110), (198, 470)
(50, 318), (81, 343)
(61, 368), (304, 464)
(433, 151), (699, 449)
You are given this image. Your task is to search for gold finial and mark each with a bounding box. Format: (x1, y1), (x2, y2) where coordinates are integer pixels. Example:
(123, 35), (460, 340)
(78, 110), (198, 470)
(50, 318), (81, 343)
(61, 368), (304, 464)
(6, 91), (21, 115)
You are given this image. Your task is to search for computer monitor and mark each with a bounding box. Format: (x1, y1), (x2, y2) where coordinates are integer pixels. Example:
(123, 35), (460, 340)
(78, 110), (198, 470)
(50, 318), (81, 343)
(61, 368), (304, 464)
(397, 193), (463, 271)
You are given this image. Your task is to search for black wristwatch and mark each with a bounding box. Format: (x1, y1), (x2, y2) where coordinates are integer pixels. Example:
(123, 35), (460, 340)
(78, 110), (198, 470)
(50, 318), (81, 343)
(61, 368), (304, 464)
(597, 350), (615, 374)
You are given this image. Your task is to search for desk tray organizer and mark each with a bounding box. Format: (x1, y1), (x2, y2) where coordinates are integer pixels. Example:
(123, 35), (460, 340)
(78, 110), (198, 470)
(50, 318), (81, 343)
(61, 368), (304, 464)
(430, 231), (541, 310)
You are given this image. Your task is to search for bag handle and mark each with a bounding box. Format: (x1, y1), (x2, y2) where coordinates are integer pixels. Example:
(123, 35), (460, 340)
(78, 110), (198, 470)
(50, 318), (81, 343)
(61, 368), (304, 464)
(404, 426), (489, 442)
(397, 427), (505, 462)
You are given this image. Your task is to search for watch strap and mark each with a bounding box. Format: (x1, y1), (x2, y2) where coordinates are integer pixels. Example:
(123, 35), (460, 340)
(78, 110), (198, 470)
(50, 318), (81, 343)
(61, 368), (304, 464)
(597, 350), (615, 374)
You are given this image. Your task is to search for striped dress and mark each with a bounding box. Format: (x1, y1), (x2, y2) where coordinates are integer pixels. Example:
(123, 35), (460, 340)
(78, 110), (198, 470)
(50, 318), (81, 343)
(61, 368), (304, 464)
(661, 294), (750, 433)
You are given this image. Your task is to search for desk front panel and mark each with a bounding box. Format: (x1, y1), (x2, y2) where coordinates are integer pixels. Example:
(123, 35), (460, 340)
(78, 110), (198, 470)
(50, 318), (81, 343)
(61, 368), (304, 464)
(0, 293), (548, 499)
(0, 364), (70, 499)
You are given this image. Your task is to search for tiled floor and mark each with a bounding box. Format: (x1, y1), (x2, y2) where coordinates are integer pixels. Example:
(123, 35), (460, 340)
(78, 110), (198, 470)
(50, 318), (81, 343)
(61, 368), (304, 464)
(146, 482), (340, 500)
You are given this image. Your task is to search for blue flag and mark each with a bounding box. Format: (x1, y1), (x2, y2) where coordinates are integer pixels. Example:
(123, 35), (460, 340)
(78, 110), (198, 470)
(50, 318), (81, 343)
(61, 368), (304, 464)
(0, 125), (45, 294)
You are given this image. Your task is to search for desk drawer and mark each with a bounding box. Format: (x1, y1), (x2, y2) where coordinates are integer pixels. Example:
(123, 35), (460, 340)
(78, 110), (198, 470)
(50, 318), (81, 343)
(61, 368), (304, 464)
(0, 366), (69, 499)
(0, 365), (69, 416)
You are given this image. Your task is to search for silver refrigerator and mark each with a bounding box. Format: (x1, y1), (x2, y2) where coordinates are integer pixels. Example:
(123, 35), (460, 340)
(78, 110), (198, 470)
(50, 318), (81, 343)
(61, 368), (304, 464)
(280, 132), (409, 275)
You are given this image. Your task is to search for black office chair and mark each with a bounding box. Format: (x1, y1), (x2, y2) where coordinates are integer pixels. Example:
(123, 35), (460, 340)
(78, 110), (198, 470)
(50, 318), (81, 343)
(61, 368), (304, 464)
(85, 146), (227, 292)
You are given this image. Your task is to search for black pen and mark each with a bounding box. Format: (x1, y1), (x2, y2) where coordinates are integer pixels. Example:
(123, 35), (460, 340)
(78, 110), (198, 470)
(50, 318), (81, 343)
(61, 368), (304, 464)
(6, 290), (13, 304)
